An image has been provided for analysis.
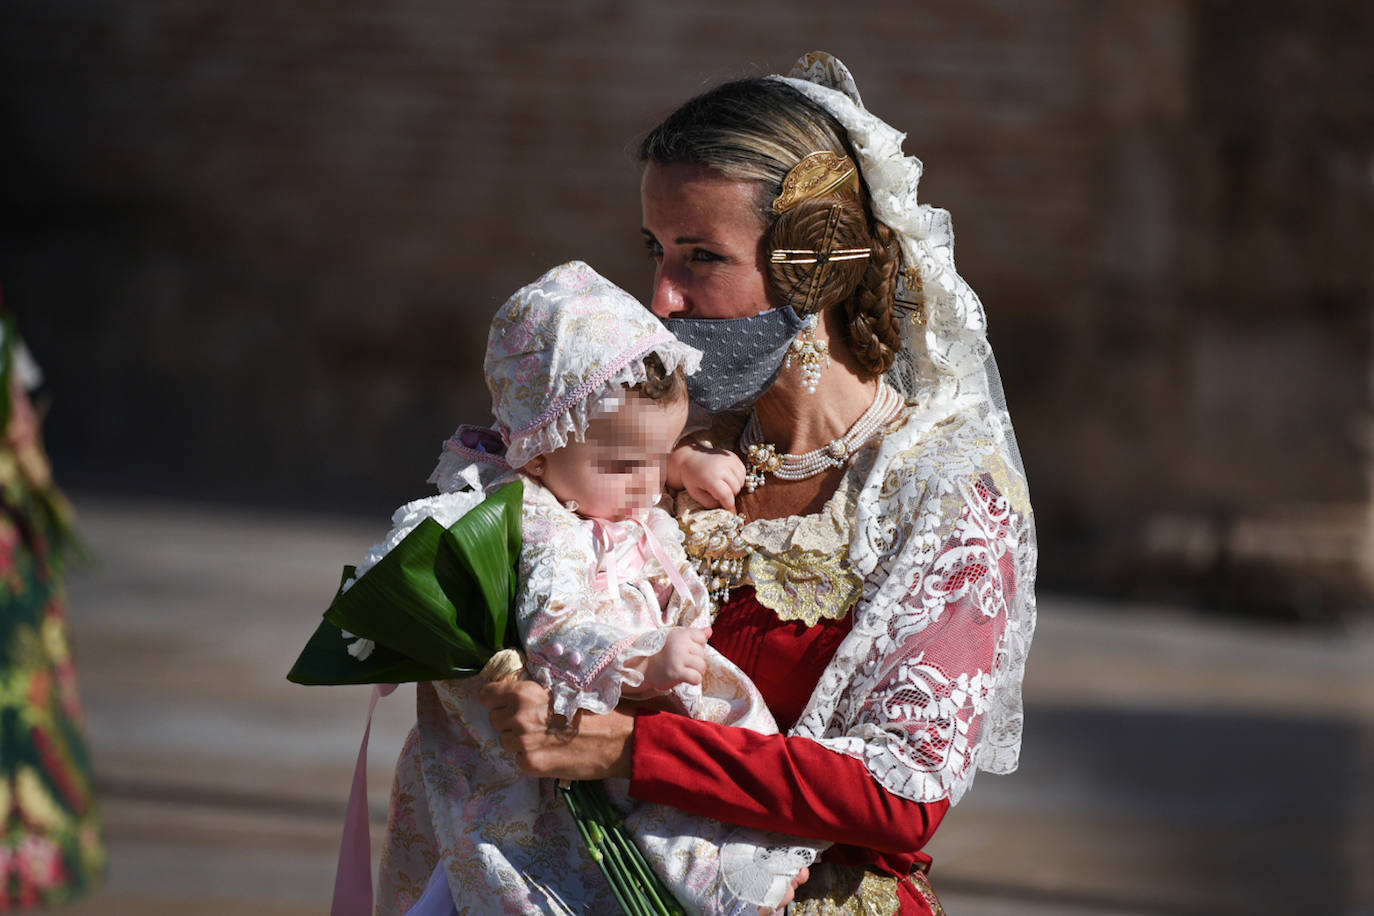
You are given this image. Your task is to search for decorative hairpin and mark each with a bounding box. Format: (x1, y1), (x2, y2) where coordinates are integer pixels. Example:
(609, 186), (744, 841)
(893, 266), (926, 326)
(770, 248), (872, 264)
(772, 151), (861, 214)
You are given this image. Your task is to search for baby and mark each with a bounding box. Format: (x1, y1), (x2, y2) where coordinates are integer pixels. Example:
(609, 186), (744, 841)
(429, 261), (751, 725)
(376, 261), (816, 916)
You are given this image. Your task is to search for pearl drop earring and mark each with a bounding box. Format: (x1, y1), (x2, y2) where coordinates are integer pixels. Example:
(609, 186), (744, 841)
(784, 313), (830, 394)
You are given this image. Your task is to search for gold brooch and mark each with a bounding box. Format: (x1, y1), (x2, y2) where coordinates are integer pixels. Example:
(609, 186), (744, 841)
(743, 442), (780, 492)
(772, 151), (860, 215)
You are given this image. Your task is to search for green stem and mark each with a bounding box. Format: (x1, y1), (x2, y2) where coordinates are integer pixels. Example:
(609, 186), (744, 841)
(562, 788), (601, 862)
(562, 784), (636, 912)
(562, 784), (645, 916)
(618, 830), (673, 915)
(576, 782), (677, 916)
(597, 822), (654, 916)
(562, 780), (689, 916)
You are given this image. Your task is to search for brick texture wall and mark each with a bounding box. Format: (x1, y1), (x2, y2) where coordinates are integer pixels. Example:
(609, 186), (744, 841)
(2, 1), (1371, 609)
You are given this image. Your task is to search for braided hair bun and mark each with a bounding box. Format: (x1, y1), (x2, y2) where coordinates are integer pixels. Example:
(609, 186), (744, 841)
(845, 219), (903, 377)
(767, 196), (904, 378)
(767, 196), (871, 316)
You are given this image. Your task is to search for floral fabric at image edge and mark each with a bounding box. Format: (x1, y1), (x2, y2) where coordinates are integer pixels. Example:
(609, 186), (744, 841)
(0, 316), (105, 908)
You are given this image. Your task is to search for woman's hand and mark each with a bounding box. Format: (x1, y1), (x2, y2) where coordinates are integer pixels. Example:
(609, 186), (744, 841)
(759, 866), (809, 915)
(478, 679), (635, 780)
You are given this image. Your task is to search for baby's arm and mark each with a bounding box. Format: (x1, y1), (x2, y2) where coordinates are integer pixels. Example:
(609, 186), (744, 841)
(622, 626), (710, 695)
(668, 441), (746, 513)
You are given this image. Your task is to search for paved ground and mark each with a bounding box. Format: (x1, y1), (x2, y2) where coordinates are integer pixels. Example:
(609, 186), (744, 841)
(50, 495), (1374, 915)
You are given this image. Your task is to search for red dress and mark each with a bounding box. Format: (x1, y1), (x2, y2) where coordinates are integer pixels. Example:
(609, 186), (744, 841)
(630, 588), (950, 915)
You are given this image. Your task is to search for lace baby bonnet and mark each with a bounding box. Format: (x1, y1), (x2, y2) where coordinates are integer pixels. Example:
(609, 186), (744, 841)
(429, 260), (701, 489)
(768, 53), (1037, 804)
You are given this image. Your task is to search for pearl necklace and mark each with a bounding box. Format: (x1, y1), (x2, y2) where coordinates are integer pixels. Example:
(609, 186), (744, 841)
(740, 382), (904, 492)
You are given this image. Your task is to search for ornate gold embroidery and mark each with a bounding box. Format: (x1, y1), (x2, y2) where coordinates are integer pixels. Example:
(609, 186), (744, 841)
(791, 864), (901, 916)
(909, 869), (947, 916)
(987, 448), (1031, 520)
(748, 545), (862, 626)
(791, 864), (946, 916)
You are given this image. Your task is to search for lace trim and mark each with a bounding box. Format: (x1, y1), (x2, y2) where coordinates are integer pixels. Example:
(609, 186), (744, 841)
(504, 339), (700, 470)
(540, 627), (670, 719)
(427, 448), (518, 496)
(720, 837), (823, 909)
(346, 490), (490, 586)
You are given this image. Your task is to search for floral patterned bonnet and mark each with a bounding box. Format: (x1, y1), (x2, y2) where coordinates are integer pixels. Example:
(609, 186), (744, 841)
(447, 261), (701, 475)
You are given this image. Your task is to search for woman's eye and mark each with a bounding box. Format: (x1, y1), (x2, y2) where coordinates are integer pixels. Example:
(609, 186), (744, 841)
(643, 236), (663, 260)
(690, 248), (722, 263)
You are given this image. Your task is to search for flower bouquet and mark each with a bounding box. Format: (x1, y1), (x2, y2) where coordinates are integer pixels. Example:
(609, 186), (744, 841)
(287, 480), (684, 916)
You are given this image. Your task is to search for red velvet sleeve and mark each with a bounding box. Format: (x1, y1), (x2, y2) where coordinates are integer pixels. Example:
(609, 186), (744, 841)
(629, 708), (949, 854)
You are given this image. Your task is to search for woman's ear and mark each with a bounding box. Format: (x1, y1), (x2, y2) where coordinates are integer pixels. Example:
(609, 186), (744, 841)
(523, 456), (546, 479)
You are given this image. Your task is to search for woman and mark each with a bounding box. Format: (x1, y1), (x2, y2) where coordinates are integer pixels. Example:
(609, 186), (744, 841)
(0, 300), (104, 907)
(403, 52), (1036, 915)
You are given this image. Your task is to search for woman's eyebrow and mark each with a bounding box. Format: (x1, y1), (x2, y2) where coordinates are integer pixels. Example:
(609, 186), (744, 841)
(640, 227), (719, 247)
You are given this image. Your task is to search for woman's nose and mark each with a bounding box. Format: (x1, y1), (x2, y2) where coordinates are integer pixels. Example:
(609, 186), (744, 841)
(649, 268), (689, 319)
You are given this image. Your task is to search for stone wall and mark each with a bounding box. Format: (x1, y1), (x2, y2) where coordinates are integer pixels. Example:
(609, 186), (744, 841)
(1, 1), (1370, 611)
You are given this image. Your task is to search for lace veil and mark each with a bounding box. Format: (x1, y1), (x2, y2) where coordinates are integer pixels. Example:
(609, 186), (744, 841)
(774, 52), (1027, 484)
(756, 53), (1038, 805)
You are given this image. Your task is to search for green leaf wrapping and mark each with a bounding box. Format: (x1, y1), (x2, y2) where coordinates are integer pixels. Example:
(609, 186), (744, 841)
(286, 481), (523, 686)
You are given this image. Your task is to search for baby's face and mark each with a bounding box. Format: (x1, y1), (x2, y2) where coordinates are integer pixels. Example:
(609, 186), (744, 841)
(531, 391), (688, 521)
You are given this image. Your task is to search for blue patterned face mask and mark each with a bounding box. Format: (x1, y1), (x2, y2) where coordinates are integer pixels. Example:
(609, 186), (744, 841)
(664, 306), (805, 413)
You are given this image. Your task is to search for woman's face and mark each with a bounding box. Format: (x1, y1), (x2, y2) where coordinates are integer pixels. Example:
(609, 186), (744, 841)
(640, 161), (779, 320)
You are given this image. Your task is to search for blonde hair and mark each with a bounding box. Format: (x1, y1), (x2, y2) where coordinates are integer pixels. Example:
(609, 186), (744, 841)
(640, 79), (903, 377)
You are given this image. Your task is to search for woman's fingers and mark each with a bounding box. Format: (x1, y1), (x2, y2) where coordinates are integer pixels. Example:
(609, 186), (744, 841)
(757, 864), (809, 913)
(479, 680), (561, 769)
(478, 678), (539, 715)
(477, 679), (634, 780)
(479, 680), (550, 748)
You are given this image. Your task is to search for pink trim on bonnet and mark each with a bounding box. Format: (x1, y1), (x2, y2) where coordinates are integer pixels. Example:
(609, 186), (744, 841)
(505, 331), (677, 452)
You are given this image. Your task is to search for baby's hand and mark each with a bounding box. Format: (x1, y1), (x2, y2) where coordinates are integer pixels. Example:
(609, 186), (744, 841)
(669, 443), (746, 513)
(642, 627), (710, 691)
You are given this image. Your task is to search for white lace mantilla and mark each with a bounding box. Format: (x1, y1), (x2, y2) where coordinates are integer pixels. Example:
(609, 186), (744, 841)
(685, 399), (1037, 806)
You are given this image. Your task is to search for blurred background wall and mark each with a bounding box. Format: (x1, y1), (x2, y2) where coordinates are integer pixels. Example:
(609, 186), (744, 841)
(2, 0), (1371, 617)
